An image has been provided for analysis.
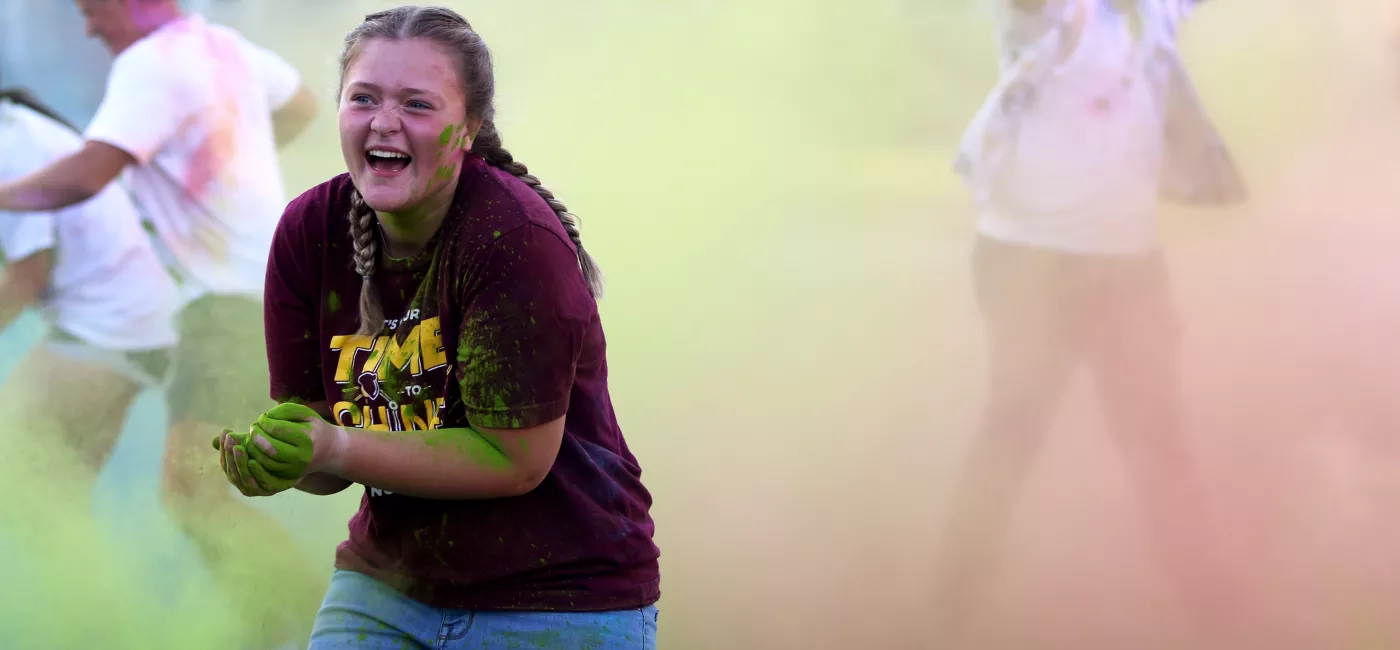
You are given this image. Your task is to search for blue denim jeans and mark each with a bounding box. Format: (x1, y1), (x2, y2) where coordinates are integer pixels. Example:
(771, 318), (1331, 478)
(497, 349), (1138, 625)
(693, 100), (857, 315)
(308, 569), (659, 650)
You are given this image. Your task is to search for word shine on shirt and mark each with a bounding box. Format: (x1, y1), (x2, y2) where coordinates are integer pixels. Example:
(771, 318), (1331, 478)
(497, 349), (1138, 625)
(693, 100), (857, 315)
(85, 13), (301, 304)
(265, 155), (661, 611)
(0, 99), (177, 351)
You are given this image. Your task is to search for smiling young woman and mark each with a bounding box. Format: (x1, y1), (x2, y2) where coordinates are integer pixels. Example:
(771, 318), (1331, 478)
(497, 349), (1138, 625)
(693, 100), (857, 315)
(213, 6), (660, 649)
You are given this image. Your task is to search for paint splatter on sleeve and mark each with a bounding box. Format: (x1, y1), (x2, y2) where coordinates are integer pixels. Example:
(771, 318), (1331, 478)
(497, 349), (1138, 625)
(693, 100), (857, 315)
(454, 224), (590, 429)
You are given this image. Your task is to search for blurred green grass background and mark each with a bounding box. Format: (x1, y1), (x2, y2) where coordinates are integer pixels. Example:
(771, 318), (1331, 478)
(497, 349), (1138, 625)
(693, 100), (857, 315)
(1, 0), (1398, 648)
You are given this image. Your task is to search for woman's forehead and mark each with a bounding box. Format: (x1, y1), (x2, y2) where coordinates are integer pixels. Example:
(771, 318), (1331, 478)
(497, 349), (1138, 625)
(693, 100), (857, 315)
(346, 38), (464, 92)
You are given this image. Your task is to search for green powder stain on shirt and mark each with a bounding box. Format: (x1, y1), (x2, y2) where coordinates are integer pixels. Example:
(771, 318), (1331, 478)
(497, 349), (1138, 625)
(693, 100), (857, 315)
(327, 291), (341, 313)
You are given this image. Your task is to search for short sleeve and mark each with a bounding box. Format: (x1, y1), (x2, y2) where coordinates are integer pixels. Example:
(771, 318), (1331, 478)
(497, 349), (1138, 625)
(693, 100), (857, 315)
(0, 213), (56, 262)
(241, 39), (301, 111)
(264, 188), (326, 404)
(83, 46), (193, 165)
(456, 225), (592, 429)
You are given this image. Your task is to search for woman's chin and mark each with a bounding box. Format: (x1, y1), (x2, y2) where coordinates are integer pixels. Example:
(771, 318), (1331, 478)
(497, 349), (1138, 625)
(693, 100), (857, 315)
(359, 187), (412, 214)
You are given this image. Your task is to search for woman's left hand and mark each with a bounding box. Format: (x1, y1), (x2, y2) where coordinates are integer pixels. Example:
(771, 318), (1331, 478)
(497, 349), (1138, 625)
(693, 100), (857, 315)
(214, 402), (347, 497)
(214, 427), (285, 497)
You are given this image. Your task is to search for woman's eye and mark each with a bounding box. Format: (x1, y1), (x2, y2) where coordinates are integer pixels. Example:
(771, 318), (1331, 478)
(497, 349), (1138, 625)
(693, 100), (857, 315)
(407, 100), (431, 110)
(350, 95), (372, 105)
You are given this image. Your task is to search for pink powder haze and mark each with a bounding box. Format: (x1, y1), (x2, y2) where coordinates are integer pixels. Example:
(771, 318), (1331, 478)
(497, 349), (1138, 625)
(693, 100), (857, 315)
(4, 1), (1400, 649)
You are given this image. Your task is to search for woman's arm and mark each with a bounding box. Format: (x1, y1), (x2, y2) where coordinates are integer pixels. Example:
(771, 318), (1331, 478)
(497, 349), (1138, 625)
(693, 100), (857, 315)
(295, 471), (354, 495)
(259, 185), (341, 495)
(0, 249), (51, 330)
(242, 401), (563, 499)
(291, 401), (354, 496)
(309, 417), (566, 500)
(0, 142), (134, 212)
(272, 86), (318, 149)
(250, 224), (585, 501)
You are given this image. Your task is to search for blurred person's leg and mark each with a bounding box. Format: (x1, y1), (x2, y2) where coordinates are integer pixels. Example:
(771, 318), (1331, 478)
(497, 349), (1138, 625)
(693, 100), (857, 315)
(160, 294), (326, 648)
(0, 338), (176, 647)
(930, 236), (1080, 640)
(0, 338), (146, 526)
(1083, 251), (1248, 644)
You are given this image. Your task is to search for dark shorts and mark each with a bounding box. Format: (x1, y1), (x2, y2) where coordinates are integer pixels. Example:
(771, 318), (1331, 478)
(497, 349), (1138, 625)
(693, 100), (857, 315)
(167, 294), (271, 429)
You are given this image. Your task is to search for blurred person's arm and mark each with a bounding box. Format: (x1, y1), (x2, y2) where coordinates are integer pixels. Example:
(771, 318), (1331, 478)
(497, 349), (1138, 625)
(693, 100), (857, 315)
(273, 86), (318, 148)
(1001, 0), (1090, 68)
(0, 248), (51, 331)
(243, 39), (318, 149)
(1, 37), (197, 214)
(1054, 0), (1091, 65)
(0, 142), (133, 211)
(0, 203), (57, 329)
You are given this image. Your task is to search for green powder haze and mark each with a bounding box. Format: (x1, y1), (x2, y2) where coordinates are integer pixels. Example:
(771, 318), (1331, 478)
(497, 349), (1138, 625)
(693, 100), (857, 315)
(3, 0), (1400, 648)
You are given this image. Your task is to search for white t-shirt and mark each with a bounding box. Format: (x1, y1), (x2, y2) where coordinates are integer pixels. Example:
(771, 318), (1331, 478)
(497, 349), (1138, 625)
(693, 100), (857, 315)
(0, 99), (178, 351)
(974, 1), (1170, 256)
(85, 13), (300, 305)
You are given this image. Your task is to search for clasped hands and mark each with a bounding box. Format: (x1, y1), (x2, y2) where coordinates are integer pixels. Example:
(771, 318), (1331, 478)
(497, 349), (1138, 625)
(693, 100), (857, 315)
(212, 402), (342, 497)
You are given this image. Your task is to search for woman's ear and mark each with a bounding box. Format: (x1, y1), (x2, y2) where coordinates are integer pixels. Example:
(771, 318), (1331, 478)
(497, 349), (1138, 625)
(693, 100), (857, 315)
(464, 116), (485, 150)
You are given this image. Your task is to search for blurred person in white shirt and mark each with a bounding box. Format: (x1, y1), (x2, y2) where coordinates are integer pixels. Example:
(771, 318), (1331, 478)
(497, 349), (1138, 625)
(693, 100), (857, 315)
(0, 83), (176, 499)
(933, 0), (1249, 645)
(0, 0), (322, 646)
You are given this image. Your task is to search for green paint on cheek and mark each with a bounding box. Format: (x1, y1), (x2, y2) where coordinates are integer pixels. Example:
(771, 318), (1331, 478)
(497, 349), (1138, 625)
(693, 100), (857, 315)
(438, 123), (455, 146)
(327, 291), (341, 313)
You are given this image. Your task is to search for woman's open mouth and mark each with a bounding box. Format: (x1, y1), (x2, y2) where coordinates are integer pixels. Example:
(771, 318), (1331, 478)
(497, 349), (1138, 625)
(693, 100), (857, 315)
(367, 148), (412, 175)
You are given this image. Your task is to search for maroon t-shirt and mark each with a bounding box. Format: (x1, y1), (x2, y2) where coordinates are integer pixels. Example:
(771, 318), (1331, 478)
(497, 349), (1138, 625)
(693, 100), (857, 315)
(263, 154), (660, 611)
